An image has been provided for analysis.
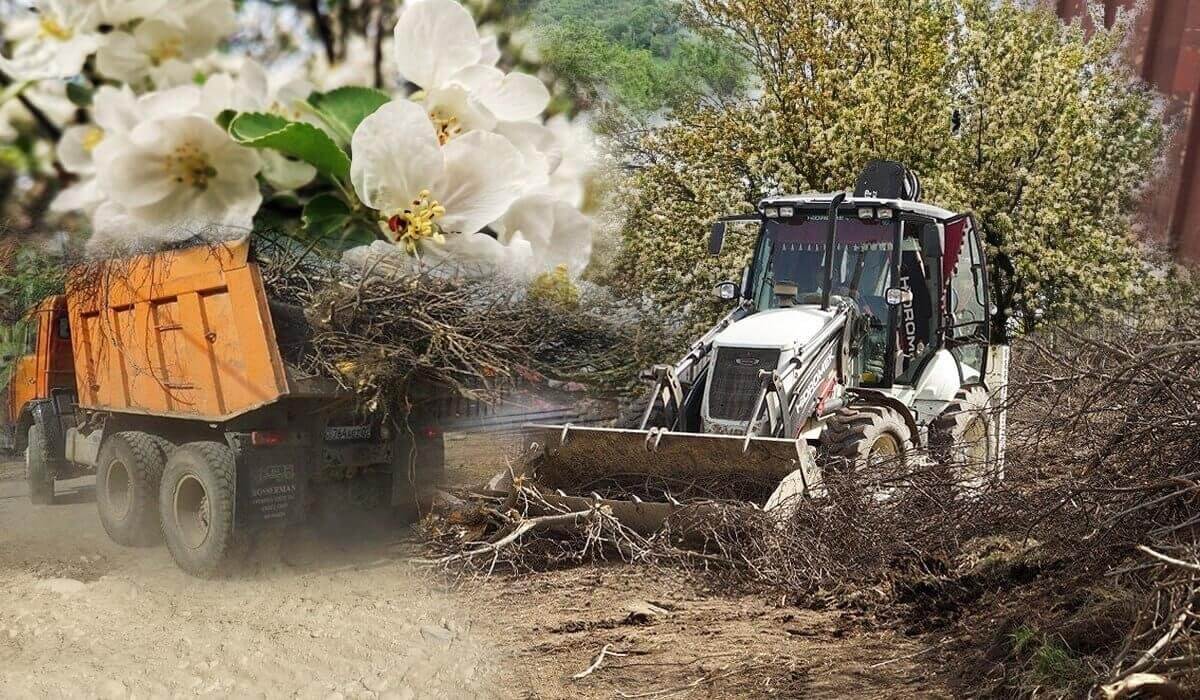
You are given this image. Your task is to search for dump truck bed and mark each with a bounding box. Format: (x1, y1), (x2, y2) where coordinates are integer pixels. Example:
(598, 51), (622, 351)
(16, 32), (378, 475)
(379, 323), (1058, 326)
(66, 239), (292, 421)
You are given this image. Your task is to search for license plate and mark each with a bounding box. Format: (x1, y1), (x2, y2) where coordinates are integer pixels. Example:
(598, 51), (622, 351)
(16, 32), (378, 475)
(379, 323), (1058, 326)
(324, 424), (372, 442)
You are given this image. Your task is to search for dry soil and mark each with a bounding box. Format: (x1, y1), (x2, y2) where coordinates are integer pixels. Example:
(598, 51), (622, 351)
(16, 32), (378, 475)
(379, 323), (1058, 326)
(0, 434), (950, 698)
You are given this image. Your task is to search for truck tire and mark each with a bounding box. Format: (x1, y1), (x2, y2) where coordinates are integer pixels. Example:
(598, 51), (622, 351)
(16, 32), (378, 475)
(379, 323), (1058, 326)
(26, 424), (55, 505)
(159, 442), (237, 578)
(930, 385), (997, 491)
(96, 432), (169, 546)
(822, 405), (912, 499)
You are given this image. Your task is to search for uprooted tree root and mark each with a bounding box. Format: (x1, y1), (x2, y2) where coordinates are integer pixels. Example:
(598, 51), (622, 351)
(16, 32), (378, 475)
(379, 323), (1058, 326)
(419, 306), (1200, 697)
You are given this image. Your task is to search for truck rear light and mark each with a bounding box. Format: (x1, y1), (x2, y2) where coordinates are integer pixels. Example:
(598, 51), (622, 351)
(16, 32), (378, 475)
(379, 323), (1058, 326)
(251, 430), (286, 447)
(421, 426), (442, 439)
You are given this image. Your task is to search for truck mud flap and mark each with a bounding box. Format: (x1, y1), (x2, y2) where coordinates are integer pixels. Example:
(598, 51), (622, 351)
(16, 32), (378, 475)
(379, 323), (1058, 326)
(235, 452), (308, 529)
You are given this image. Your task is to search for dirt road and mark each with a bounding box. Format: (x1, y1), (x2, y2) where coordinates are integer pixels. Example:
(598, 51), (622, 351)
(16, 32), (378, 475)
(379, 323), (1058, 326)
(1, 439), (949, 698)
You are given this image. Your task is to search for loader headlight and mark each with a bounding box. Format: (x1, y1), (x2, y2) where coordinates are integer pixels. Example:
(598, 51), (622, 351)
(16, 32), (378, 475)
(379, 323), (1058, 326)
(764, 207), (779, 218)
(858, 207), (875, 220)
(714, 281), (739, 301)
(778, 206), (794, 218)
(877, 208), (894, 220)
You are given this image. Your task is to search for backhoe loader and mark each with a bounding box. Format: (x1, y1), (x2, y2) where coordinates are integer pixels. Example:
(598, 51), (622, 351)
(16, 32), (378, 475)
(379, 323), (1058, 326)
(497, 161), (1009, 530)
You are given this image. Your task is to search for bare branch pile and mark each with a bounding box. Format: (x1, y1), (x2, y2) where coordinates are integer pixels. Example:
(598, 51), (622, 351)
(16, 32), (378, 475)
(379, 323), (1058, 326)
(253, 236), (680, 415)
(420, 295), (1200, 695)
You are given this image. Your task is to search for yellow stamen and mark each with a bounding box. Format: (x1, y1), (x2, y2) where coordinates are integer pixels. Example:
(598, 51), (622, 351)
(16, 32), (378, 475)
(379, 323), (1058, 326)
(149, 38), (183, 64)
(38, 16), (73, 41)
(382, 189), (446, 254)
(163, 141), (217, 190)
(81, 127), (104, 153)
(430, 111), (462, 145)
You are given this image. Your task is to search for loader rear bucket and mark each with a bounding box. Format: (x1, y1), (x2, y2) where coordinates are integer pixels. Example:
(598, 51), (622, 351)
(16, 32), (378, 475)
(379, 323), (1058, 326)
(494, 424), (823, 535)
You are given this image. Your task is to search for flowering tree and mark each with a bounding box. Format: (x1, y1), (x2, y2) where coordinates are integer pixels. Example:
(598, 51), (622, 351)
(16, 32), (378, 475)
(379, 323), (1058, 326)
(0, 0), (598, 279)
(611, 0), (1165, 337)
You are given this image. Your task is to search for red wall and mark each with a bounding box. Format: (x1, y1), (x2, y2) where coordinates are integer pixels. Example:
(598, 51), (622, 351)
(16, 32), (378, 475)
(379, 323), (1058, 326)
(1056, 0), (1200, 260)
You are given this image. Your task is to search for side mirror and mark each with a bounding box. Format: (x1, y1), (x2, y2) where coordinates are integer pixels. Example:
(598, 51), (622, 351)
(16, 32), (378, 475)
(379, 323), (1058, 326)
(713, 281), (739, 301)
(708, 222), (727, 256)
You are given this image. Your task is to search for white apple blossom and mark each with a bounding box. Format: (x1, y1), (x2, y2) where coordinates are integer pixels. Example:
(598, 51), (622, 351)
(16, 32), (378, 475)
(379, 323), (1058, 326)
(350, 98), (525, 257)
(97, 0), (170, 26)
(496, 194), (593, 276)
(51, 85), (141, 214)
(0, 0), (102, 80)
(542, 113), (600, 209)
(202, 59), (319, 190)
(393, 0), (550, 143)
(82, 85), (261, 248)
(95, 0), (236, 86)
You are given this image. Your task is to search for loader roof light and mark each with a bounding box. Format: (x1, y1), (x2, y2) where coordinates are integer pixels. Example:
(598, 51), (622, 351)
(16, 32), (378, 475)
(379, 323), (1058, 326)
(764, 207), (780, 218)
(778, 206), (795, 218)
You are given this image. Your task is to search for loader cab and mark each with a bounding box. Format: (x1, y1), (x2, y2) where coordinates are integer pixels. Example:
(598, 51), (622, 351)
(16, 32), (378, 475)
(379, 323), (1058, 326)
(737, 194), (991, 391)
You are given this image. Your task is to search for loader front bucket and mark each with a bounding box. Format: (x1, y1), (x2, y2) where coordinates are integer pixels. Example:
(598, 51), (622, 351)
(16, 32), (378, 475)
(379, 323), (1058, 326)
(497, 424), (823, 534)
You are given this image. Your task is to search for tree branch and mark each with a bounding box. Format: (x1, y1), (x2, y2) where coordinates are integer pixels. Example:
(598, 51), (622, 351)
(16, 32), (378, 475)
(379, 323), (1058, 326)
(308, 0), (337, 65)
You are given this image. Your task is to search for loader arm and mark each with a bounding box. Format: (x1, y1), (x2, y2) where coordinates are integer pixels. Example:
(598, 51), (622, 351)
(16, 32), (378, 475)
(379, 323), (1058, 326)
(636, 304), (750, 431)
(743, 303), (850, 441)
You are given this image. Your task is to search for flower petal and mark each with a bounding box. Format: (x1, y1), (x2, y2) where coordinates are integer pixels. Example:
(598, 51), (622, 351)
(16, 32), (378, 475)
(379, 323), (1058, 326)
(51, 178), (103, 213)
(95, 30), (151, 83)
(103, 150), (178, 208)
(350, 99), (444, 212)
(450, 65), (549, 121)
(393, 0), (481, 89)
(260, 150), (317, 191)
(478, 35), (500, 67)
(92, 85), (140, 135)
(434, 129), (525, 235)
(424, 84), (497, 135)
(57, 126), (98, 175)
(495, 120), (562, 183)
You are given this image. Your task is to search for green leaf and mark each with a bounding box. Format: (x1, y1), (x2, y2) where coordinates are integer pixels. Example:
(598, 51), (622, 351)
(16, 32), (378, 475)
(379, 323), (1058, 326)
(214, 109), (237, 132)
(301, 193), (352, 238)
(65, 81), (93, 108)
(300, 194), (378, 248)
(227, 112), (351, 181)
(307, 87), (391, 141)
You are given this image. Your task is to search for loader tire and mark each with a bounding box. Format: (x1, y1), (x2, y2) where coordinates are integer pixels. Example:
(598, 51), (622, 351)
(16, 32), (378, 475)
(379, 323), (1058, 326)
(159, 442), (237, 578)
(96, 432), (169, 547)
(822, 406), (912, 499)
(26, 424), (55, 505)
(930, 385), (998, 491)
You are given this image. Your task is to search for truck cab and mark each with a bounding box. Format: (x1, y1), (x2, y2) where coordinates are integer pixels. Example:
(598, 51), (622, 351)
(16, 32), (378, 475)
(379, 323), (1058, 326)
(1, 295), (75, 454)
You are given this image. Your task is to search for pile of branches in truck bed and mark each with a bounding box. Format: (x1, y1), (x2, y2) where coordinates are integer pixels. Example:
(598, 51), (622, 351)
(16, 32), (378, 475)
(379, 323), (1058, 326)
(419, 290), (1200, 697)
(254, 235), (678, 414)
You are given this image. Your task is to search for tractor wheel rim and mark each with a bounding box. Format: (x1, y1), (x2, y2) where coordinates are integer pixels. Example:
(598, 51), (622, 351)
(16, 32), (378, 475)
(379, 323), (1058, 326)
(868, 434), (900, 462)
(865, 433), (902, 501)
(105, 460), (132, 520)
(173, 475), (211, 550)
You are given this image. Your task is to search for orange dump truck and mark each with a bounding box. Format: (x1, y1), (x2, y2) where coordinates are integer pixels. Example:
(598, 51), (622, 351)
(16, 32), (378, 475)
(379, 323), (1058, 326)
(1, 240), (443, 576)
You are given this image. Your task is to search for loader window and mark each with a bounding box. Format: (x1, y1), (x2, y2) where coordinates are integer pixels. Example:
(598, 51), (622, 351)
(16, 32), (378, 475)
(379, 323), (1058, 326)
(945, 218), (988, 379)
(751, 217), (896, 317)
